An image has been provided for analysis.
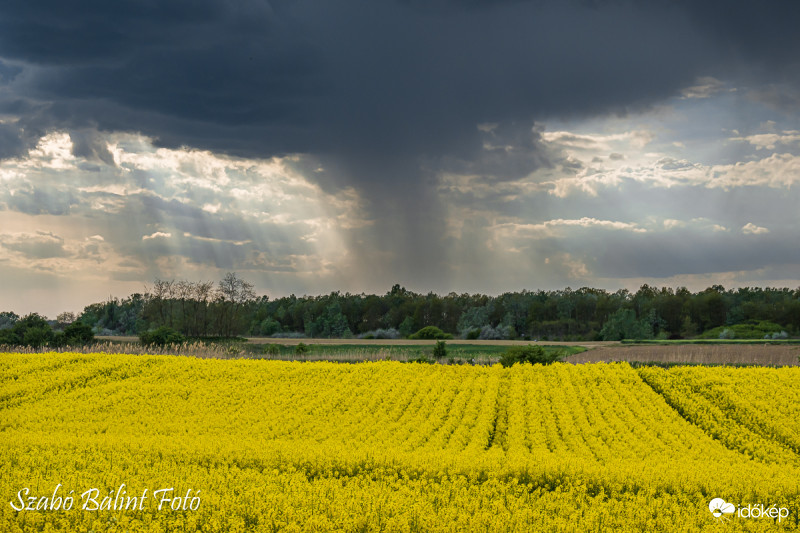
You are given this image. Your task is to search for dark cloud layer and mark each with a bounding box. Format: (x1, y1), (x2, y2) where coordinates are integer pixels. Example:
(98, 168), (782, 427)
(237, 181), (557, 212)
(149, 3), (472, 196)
(2, 1), (797, 185)
(1, 0), (799, 292)
(3, 1), (797, 161)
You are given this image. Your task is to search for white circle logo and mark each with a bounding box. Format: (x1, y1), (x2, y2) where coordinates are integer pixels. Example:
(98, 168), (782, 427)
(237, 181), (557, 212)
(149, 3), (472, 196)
(709, 498), (736, 519)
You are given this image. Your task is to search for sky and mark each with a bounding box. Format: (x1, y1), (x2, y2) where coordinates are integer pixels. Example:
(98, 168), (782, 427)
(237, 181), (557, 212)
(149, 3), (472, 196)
(1, 0), (799, 318)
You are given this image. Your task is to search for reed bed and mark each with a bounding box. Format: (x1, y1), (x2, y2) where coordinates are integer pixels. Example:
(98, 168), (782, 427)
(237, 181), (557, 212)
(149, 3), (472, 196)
(569, 343), (800, 366)
(0, 342), (450, 362)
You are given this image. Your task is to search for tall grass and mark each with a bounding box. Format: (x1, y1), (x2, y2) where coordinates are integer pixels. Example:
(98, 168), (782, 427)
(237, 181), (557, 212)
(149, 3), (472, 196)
(569, 344), (800, 366)
(0, 342), (492, 363)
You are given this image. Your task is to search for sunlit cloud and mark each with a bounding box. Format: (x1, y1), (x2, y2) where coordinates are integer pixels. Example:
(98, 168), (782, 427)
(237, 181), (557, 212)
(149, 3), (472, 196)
(142, 231), (172, 240)
(0, 130), (374, 313)
(742, 223), (769, 235)
(680, 76), (728, 99)
(730, 131), (800, 150)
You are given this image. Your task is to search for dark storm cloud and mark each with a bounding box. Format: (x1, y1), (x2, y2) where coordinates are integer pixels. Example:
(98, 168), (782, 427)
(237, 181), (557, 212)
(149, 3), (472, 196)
(0, 58), (21, 84)
(0, 0), (760, 161)
(1, 0), (796, 184)
(1, 0), (799, 288)
(1, 0), (797, 161)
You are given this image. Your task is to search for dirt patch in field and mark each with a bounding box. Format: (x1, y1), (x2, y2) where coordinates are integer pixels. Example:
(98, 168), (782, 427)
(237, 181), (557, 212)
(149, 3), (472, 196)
(569, 344), (800, 366)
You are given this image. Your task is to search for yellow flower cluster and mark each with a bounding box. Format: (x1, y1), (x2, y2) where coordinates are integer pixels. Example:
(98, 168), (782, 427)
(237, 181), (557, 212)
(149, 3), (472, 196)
(2, 353), (799, 531)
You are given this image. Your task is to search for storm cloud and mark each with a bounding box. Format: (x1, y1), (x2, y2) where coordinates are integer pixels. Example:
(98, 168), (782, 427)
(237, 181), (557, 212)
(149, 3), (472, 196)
(1, 1), (796, 159)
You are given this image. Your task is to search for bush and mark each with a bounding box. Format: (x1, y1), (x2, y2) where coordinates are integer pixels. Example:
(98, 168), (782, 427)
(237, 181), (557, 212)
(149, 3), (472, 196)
(0, 313), (55, 347)
(256, 318), (281, 336)
(139, 326), (185, 346)
(261, 344), (282, 355)
(465, 328), (481, 340)
(358, 328), (401, 340)
(63, 321), (94, 345)
(433, 340), (447, 359)
(699, 320), (787, 340)
(22, 326), (53, 348)
(478, 325), (504, 340)
(499, 345), (564, 367)
(295, 342), (309, 355)
(408, 353), (434, 364)
(409, 326), (453, 340)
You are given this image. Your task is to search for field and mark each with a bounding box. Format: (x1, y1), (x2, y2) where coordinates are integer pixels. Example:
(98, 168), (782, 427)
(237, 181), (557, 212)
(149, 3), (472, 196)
(3, 353), (800, 531)
(569, 344), (800, 366)
(42, 339), (590, 364)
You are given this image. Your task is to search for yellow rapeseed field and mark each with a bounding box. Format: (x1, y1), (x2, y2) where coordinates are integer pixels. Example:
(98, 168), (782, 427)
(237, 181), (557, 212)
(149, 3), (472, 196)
(2, 353), (799, 531)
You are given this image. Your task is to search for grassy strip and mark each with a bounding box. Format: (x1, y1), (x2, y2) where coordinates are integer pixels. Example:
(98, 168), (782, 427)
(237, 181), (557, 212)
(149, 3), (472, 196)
(620, 338), (800, 345)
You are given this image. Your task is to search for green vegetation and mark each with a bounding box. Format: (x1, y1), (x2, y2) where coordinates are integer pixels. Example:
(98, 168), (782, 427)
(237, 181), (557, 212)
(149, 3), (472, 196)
(622, 338), (800, 345)
(599, 308), (654, 341)
(245, 342), (582, 364)
(698, 320), (787, 340)
(432, 340), (448, 359)
(294, 342), (310, 355)
(6, 280), (800, 343)
(139, 326), (185, 346)
(0, 313), (95, 348)
(408, 326), (453, 340)
(498, 344), (566, 367)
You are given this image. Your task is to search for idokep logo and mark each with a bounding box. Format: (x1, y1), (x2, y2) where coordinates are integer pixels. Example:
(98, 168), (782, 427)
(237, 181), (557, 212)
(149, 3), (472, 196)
(709, 498), (735, 519)
(709, 498), (790, 523)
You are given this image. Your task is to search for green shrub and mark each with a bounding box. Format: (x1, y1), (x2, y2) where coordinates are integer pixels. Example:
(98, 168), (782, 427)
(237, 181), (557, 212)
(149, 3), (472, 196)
(261, 344), (282, 355)
(409, 326), (453, 340)
(63, 321), (94, 345)
(433, 340), (447, 359)
(408, 353), (434, 364)
(699, 320), (786, 340)
(139, 326), (185, 346)
(295, 342), (309, 355)
(499, 345), (564, 367)
(22, 326), (53, 348)
(0, 313), (55, 347)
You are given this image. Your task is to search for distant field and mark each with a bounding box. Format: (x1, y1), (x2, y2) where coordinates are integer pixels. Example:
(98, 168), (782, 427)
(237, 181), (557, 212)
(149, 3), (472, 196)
(89, 338), (587, 363)
(53, 337), (800, 366)
(623, 339), (800, 345)
(568, 343), (800, 366)
(3, 353), (800, 531)
(97, 336), (616, 348)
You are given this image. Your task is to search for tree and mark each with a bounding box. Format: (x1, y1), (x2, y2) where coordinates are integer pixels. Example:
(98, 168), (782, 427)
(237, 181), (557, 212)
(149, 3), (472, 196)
(600, 308), (652, 341)
(56, 312), (76, 329)
(0, 311), (19, 330)
(398, 316), (415, 338)
(63, 321), (95, 345)
(457, 305), (490, 337)
(217, 272), (256, 337)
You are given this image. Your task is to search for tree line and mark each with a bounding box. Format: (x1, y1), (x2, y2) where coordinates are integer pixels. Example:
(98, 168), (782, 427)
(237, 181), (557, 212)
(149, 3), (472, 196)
(3, 277), (800, 344)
